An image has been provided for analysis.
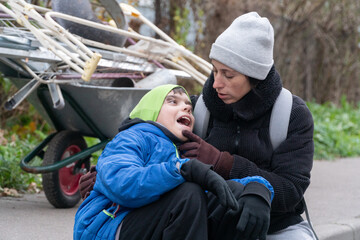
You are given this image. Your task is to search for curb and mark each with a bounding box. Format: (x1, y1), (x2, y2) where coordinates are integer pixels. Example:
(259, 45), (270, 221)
(314, 218), (360, 240)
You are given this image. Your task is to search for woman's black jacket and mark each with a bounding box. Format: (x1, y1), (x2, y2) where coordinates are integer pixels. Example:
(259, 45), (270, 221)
(199, 66), (314, 233)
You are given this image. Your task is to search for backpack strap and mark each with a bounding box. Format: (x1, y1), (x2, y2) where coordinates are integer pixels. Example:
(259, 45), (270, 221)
(193, 88), (292, 150)
(193, 94), (211, 139)
(269, 88), (293, 150)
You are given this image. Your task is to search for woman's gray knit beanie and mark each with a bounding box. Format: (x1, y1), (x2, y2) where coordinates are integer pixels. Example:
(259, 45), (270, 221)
(209, 12), (274, 80)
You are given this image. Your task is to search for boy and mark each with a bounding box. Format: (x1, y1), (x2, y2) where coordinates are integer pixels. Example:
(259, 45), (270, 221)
(74, 84), (273, 240)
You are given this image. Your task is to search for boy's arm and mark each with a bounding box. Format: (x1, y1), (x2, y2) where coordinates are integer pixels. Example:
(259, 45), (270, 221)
(94, 130), (185, 208)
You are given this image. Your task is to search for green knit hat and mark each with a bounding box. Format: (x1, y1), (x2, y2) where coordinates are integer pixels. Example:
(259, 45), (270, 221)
(129, 84), (189, 122)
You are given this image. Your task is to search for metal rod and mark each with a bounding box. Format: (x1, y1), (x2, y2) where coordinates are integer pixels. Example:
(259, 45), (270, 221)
(20, 139), (109, 173)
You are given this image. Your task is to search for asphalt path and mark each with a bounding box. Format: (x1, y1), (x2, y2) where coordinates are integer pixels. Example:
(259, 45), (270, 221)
(1, 157), (359, 240)
(304, 157), (360, 226)
(0, 193), (78, 240)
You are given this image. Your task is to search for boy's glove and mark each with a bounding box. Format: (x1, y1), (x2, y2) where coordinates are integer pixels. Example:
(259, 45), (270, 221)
(180, 159), (238, 211)
(179, 130), (234, 179)
(235, 182), (272, 240)
(79, 165), (97, 200)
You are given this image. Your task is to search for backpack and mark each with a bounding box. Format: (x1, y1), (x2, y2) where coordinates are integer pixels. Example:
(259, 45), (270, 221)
(192, 88), (318, 240)
(193, 88), (292, 150)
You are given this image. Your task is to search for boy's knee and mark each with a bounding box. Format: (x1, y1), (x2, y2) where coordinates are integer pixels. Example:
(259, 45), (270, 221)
(176, 182), (207, 205)
(162, 182), (207, 220)
(179, 182), (206, 196)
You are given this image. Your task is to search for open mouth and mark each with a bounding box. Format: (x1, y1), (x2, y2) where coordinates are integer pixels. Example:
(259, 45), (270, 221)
(217, 92), (227, 99)
(177, 116), (191, 126)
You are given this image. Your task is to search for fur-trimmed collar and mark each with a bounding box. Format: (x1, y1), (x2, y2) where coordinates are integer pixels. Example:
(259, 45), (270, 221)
(202, 65), (282, 121)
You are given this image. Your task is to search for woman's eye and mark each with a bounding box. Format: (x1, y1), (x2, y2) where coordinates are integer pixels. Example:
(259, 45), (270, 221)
(225, 75), (234, 79)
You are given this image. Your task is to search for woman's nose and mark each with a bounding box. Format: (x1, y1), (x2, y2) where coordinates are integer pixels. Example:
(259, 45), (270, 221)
(213, 75), (224, 89)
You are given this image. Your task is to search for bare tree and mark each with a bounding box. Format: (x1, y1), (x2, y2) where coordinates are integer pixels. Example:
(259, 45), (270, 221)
(176, 0), (360, 104)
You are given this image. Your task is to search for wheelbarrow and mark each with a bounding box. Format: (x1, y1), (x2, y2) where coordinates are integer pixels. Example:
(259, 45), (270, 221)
(0, 0), (210, 208)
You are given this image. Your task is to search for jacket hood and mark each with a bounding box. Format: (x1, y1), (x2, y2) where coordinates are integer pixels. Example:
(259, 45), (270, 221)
(129, 84), (189, 122)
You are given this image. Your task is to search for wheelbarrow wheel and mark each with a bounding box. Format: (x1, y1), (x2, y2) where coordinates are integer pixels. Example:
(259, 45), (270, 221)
(42, 130), (90, 208)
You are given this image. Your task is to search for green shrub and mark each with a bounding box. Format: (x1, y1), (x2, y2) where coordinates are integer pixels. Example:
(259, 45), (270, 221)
(84, 136), (102, 165)
(0, 129), (44, 191)
(0, 131), (102, 192)
(307, 96), (360, 160)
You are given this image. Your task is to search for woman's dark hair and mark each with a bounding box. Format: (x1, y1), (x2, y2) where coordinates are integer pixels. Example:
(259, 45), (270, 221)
(248, 77), (260, 88)
(248, 76), (262, 98)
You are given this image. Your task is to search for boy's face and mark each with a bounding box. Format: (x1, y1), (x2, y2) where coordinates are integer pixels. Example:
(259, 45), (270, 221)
(156, 91), (194, 141)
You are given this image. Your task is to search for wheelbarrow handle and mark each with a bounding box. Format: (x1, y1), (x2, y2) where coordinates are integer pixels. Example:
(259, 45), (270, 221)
(4, 78), (41, 110)
(20, 135), (109, 174)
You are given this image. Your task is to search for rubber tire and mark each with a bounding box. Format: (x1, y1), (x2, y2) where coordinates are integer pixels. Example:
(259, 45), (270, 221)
(42, 130), (90, 208)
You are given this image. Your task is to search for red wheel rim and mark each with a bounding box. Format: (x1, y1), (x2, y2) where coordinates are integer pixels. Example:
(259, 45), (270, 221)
(59, 145), (85, 195)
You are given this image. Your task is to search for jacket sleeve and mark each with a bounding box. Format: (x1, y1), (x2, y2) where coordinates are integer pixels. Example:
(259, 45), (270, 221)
(232, 176), (274, 202)
(94, 130), (187, 208)
(230, 97), (314, 212)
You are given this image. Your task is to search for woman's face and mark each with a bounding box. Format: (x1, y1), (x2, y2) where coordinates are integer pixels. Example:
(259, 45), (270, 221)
(212, 60), (252, 104)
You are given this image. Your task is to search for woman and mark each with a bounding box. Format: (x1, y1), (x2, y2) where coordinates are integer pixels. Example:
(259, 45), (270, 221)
(180, 12), (316, 239)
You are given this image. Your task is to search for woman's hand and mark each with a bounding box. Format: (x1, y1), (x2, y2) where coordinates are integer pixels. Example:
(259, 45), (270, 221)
(79, 165), (97, 200)
(179, 130), (234, 179)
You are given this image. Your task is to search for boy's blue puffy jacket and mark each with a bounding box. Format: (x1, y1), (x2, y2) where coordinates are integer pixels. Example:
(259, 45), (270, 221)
(74, 123), (189, 239)
(74, 122), (274, 240)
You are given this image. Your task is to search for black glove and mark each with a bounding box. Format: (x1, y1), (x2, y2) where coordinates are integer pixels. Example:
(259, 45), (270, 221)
(79, 165), (97, 200)
(208, 180), (271, 240)
(236, 182), (272, 240)
(180, 159), (238, 211)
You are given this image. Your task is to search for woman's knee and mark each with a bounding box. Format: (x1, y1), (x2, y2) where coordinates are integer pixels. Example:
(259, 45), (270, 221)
(267, 221), (317, 240)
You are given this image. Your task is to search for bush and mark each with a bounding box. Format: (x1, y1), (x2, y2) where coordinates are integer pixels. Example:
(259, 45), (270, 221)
(308, 97), (360, 160)
(0, 129), (45, 191)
